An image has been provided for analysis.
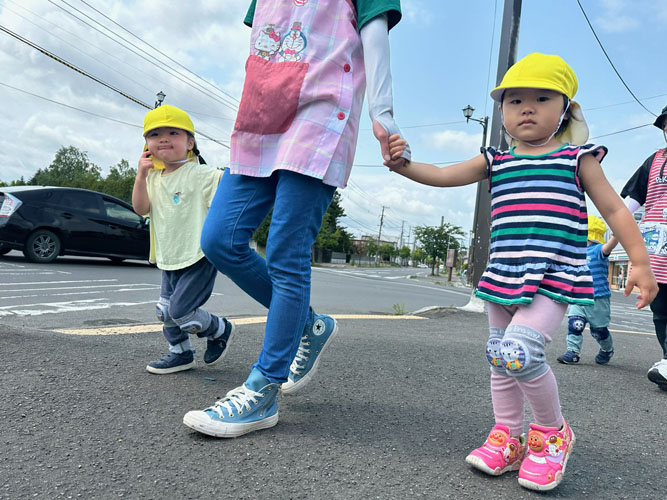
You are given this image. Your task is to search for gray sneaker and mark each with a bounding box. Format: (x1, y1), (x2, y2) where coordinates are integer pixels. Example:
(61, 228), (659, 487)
(146, 350), (194, 374)
(204, 319), (235, 365)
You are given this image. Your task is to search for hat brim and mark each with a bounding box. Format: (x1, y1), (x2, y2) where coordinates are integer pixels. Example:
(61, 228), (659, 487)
(654, 113), (667, 130)
(490, 82), (574, 102)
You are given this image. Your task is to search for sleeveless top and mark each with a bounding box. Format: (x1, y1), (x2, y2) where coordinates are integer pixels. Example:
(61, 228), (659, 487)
(475, 143), (607, 306)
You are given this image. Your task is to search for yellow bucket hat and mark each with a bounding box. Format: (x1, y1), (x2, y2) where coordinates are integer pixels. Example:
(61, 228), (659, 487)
(491, 53), (589, 145)
(143, 105), (195, 136)
(587, 215), (606, 244)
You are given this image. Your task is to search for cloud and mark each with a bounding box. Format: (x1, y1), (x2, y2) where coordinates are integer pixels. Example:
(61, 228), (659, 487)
(593, 0), (642, 33)
(427, 129), (483, 154)
(0, 0), (249, 184)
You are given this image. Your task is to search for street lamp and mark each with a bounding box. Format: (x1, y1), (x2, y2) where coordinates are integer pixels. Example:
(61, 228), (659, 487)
(154, 91), (166, 108)
(462, 105), (489, 147)
(462, 105), (489, 293)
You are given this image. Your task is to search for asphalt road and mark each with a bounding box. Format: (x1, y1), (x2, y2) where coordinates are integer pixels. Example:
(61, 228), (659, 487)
(1, 252), (665, 499)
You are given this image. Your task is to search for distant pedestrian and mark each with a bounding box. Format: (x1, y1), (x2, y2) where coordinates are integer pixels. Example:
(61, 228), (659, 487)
(386, 53), (657, 491)
(557, 216), (618, 365)
(621, 103), (667, 391)
(132, 105), (234, 375)
(618, 268), (625, 289)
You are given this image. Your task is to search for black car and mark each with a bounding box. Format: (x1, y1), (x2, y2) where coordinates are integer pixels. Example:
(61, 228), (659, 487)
(0, 186), (150, 263)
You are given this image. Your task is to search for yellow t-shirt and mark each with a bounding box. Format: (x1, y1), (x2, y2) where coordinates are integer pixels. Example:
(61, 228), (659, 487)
(145, 161), (222, 270)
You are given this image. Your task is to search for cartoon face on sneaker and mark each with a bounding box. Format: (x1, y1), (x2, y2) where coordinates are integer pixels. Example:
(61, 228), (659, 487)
(488, 428), (508, 447)
(501, 88), (569, 149)
(546, 435), (563, 457)
(503, 442), (518, 462)
(145, 126), (194, 165)
(527, 431), (545, 452)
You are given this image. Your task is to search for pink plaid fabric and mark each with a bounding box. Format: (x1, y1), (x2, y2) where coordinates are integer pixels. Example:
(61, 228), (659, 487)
(231, 0), (366, 188)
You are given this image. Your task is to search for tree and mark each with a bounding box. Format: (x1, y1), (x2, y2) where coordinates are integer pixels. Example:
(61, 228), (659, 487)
(379, 243), (395, 262)
(314, 191), (353, 253)
(101, 159), (136, 203)
(398, 245), (411, 265)
(366, 239), (379, 258)
(414, 223), (465, 275)
(30, 146), (102, 190)
(412, 248), (426, 265)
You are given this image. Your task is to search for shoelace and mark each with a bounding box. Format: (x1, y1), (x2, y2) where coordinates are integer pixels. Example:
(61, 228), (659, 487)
(289, 334), (311, 375)
(210, 385), (262, 418)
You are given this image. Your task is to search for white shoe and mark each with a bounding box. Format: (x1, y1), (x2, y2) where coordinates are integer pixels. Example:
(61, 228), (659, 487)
(647, 359), (667, 389)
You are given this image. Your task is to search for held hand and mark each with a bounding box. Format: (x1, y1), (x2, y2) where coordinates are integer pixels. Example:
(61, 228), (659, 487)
(625, 264), (658, 309)
(383, 134), (409, 171)
(373, 120), (408, 169)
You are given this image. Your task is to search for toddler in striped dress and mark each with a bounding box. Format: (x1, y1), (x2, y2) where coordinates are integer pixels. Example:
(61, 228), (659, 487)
(386, 53), (657, 491)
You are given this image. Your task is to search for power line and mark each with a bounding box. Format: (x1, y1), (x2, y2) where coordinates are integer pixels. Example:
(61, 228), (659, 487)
(0, 80), (231, 149)
(45, 0), (239, 113)
(0, 81), (141, 127)
(3, 0), (156, 95)
(75, 0), (240, 106)
(576, 0), (656, 117)
(0, 24), (152, 109)
(590, 123), (652, 140)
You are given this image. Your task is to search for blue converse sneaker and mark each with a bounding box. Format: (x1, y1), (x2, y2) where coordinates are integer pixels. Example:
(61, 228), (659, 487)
(281, 313), (338, 395)
(594, 349), (614, 365)
(146, 350), (194, 374)
(183, 368), (279, 438)
(557, 351), (580, 365)
(204, 318), (235, 365)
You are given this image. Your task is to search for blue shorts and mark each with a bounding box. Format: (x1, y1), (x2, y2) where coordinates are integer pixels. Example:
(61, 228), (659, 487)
(567, 296), (611, 328)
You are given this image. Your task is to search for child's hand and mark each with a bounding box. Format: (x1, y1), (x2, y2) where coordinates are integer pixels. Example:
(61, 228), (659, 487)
(625, 264), (658, 309)
(384, 134), (408, 170)
(373, 120), (408, 169)
(137, 151), (153, 179)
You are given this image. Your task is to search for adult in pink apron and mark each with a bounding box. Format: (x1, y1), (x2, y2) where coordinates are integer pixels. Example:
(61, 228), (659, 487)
(621, 103), (667, 390)
(185, 0), (408, 438)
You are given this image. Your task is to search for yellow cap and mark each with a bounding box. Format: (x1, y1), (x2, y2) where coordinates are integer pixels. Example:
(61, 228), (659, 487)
(143, 105), (194, 136)
(490, 53), (578, 102)
(588, 215), (606, 244)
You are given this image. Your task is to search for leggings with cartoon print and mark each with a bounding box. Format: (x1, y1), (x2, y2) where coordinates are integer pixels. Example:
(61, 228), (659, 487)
(486, 294), (568, 437)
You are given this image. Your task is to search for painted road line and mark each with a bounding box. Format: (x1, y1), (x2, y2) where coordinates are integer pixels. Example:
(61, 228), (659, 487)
(0, 279), (118, 286)
(54, 314), (427, 336)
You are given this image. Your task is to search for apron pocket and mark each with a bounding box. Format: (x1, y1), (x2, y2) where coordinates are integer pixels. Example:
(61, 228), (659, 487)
(234, 55), (309, 135)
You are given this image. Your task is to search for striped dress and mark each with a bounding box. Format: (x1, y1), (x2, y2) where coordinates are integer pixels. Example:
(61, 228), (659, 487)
(475, 143), (607, 306)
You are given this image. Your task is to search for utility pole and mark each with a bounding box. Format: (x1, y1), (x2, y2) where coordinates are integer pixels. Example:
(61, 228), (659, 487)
(461, 0), (522, 312)
(377, 206), (386, 243)
(399, 220), (405, 248)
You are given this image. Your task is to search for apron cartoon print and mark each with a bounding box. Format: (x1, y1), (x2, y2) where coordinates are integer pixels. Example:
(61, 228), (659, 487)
(231, 0), (364, 187)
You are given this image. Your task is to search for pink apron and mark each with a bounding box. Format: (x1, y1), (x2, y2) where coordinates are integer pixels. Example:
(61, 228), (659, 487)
(231, 0), (366, 188)
(639, 149), (667, 283)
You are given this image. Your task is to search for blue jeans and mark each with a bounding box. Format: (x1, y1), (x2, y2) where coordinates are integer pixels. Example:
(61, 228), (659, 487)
(159, 257), (219, 351)
(201, 169), (336, 383)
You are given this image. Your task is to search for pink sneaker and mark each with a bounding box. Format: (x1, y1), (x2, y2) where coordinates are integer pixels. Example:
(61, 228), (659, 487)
(465, 424), (526, 476)
(518, 420), (575, 491)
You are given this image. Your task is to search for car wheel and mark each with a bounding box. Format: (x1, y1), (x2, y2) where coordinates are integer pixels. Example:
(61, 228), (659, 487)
(24, 230), (61, 263)
(0, 245), (10, 256)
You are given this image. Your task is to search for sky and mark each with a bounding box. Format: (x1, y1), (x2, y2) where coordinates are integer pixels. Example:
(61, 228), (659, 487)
(1, 0), (666, 248)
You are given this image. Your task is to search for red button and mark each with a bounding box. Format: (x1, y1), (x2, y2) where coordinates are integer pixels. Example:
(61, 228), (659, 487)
(337, 112), (345, 120)
(343, 63), (351, 72)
